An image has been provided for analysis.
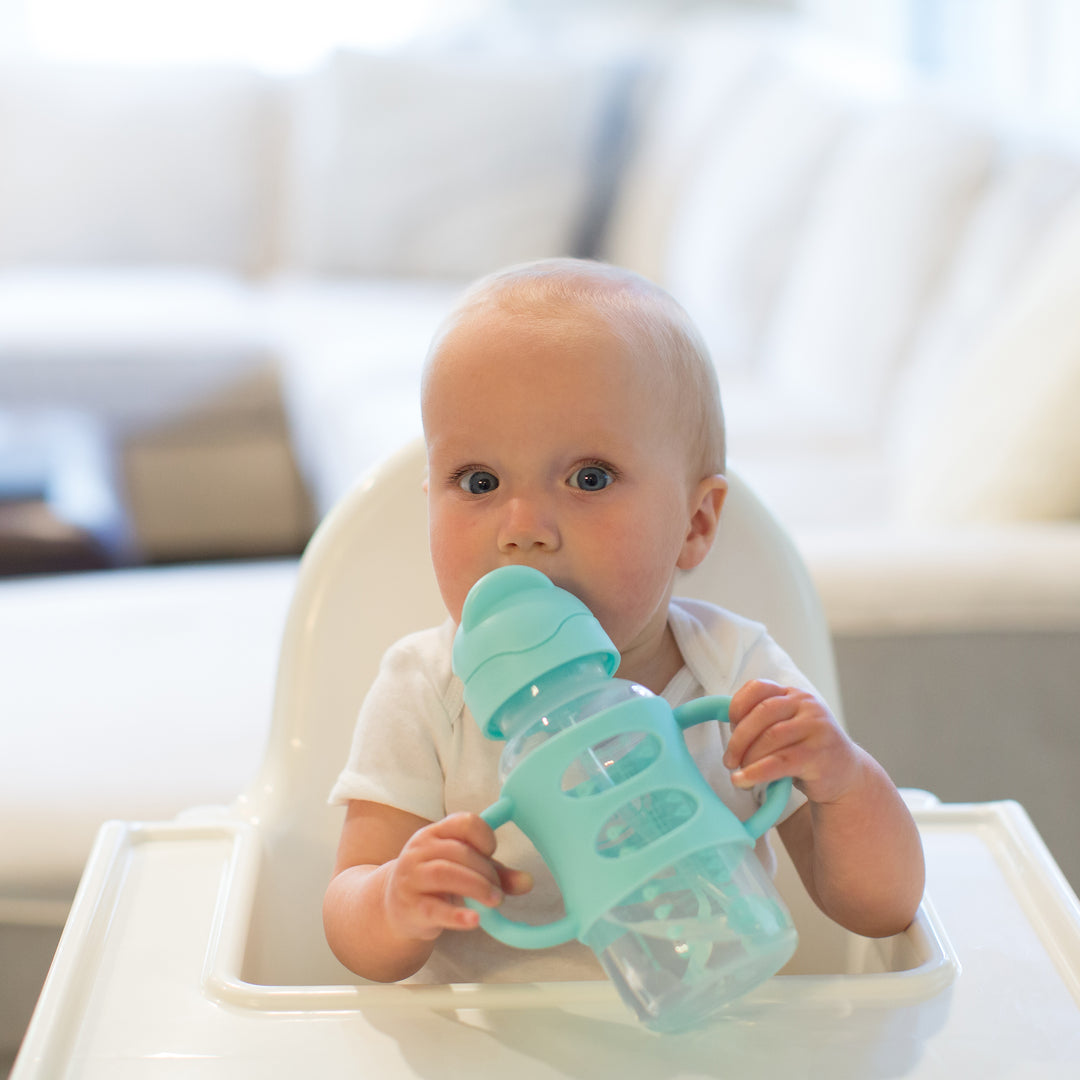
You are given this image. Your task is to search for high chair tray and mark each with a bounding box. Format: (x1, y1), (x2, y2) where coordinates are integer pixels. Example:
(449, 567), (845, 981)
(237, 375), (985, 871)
(14, 800), (1080, 1078)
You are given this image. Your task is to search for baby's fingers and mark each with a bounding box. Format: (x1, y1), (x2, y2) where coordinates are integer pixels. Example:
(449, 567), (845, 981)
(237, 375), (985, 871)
(401, 828), (503, 891)
(424, 813), (532, 897)
(407, 892), (483, 934)
(725, 682), (799, 764)
(496, 864), (534, 897)
(386, 851), (502, 939)
(410, 856), (503, 910)
(427, 811), (498, 858)
(728, 679), (788, 723)
(729, 747), (800, 790)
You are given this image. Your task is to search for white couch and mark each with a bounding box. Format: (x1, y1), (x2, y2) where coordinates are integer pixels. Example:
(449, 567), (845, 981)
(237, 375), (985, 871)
(4, 7), (1080, 1060)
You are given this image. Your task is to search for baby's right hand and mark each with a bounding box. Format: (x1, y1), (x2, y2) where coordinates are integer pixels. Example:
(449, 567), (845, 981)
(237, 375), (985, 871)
(382, 811), (532, 941)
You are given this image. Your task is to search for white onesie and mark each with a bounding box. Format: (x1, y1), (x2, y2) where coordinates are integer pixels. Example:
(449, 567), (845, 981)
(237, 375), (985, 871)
(330, 596), (813, 984)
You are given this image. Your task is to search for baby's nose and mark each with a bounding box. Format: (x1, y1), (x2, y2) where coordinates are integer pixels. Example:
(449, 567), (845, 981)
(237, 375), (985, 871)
(497, 496), (560, 552)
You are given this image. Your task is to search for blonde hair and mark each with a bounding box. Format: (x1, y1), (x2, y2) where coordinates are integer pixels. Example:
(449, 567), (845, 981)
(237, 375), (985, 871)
(423, 258), (725, 477)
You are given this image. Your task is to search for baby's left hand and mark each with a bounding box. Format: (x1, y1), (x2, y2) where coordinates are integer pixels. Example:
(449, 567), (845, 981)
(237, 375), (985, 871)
(723, 680), (862, 805)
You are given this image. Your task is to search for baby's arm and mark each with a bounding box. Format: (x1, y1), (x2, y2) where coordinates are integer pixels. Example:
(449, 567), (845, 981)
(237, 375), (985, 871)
(724, 680), (925, 938)
(323, 801), (531, 982)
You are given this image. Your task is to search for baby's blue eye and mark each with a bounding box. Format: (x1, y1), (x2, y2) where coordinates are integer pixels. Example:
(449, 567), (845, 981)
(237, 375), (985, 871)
(458, 470), (499, 495)
(569, 465), (613, 492)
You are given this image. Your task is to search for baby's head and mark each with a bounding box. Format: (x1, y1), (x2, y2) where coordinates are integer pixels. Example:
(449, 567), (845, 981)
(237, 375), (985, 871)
(423, 258), (725, 480)
(421, 258), (727, 680)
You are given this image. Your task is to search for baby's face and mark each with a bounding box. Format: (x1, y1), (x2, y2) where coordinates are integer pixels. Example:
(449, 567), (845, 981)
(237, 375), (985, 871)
(423, 305), (706, 663)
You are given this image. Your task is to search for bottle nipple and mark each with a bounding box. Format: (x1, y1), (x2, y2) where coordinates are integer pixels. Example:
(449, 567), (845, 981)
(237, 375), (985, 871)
(453, 566), (619, 738)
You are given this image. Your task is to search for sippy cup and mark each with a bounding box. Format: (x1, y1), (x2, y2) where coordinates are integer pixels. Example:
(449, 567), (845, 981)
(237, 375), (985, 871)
(452, 566), (798, 1034)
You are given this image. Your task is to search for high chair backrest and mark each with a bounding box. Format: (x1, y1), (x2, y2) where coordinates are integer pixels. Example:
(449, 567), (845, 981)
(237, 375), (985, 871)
(239, 438), (842, 986)
(246, 437), (841, 837)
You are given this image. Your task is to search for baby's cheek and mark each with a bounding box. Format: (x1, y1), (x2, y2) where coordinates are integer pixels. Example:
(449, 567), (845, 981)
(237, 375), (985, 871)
(592, 586), (668, 652)
(430, 555), (471, 625)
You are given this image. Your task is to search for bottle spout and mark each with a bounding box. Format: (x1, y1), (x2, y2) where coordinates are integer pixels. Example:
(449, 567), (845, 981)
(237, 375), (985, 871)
(452, 567), (620, 739)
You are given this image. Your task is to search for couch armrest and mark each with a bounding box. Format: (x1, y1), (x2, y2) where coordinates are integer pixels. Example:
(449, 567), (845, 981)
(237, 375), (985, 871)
(795, 523), (1080, 634)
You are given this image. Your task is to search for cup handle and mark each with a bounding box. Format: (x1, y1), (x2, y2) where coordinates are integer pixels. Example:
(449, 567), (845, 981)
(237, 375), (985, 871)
(674, 694), (793, 841)
(463, 797), (580, 949)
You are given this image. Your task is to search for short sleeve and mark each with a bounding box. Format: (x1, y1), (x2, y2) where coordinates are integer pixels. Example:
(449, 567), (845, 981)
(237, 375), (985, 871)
(328, 624), (458, 822)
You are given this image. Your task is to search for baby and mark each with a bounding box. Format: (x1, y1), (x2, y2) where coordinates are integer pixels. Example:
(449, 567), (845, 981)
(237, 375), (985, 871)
(323, 258), (924, 984)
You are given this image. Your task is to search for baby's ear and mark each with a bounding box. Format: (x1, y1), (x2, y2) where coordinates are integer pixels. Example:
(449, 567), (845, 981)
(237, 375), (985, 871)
(677, 475), (727, 571)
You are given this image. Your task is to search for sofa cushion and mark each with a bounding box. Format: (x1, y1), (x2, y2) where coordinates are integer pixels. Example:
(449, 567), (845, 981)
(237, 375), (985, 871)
(0, 63), (280, 272)
(601, 14), (779, 284)
(798, 524), (1080, 633)
(270, 276), (462, 512)
(896, 191), (1080, 522)
(888, 148), (1080, 465)
(283, 47), (617, 278)
(663, 63), (856, 375)
(760, 99), (993, 419)
(0, 561), (297, 898)
(0, 268), (274, 431)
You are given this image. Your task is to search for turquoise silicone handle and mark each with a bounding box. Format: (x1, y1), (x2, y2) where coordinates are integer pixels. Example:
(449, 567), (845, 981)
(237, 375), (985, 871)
(468, 796), (580, 949)
(674, 695), (793, 840)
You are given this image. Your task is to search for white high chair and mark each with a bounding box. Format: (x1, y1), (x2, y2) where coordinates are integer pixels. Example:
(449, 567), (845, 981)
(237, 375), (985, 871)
(16, 440), (1080, 1078)
(239, 437), (849, 991)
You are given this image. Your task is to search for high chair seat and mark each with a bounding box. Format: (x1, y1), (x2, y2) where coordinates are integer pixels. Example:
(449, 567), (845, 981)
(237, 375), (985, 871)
(13, 439), (1080, 1079)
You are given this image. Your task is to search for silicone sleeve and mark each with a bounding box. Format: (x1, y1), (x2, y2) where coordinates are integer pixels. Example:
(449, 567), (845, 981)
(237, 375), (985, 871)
(466, 695), (792, 948)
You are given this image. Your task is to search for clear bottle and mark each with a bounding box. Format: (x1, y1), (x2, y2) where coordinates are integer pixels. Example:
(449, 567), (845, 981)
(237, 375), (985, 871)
(454, 566), (798, 1033)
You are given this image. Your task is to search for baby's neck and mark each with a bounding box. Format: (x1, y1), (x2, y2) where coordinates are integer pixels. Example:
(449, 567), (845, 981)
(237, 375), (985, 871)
(615, 622), (685, 696)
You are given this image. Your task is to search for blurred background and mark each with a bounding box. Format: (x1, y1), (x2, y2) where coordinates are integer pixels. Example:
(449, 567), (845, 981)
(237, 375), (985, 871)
(4, 1), (1080, 1071)
(2, 0), (1080, 575)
